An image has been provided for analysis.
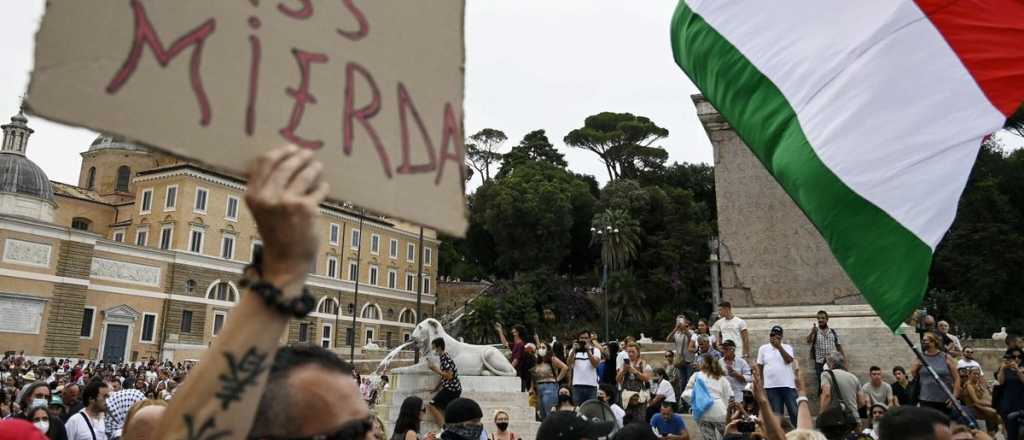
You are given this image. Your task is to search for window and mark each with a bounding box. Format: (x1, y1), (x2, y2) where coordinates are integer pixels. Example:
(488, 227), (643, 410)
(112, 229), (125, 242)
(321, 324), (333, 348)
(164, 185), (178, 210)
(386, 331), (394, 348)
(185, 279), (197, 295)
(318, 297), (339, 314)
(80, 307), (95, 338)
(181, 310), (193, 333)
(407, 243), (416, 262)
(387, 308), (395, 320)
(116, 166), (131, 192)
(326, 256), (339, 278)
(387, 269), (397, 289)
(86, 167), (96, 190)
(350, 229), (361, 249)
(348, 261), (359, 282)
(406, 273), (416, 292)
(370, 234), (380, 254)
(400, 309), (416, 324)
(251, 240), (263, 262)
(361, 304), (380, 320)
(225, 196), (239, 221)
(189, 228), (205, 253)
(368, 265), (379, 285)
(221, 234), (236, 260)
(140, 313), (157, 343)
(71, 217), (91, 231)
(159, 225), (173, 250)
(389, 239), (398, 258)
(207, 281), (238, 302)
(424, 247), (433, 266)
(347, 303), (355, 315)
(346, 328), (354, 345)
(365, 328), (375, 345)
(212, 311), (226, 337)
(135, 229), (149, 246)
(140, 189), (153, 214)
(309, 259), (317, 274)
(422, 276), (431, 295)
(194, 187), (208, 213)
(329, 223), (340, 245)
(404, 333), (411, 343)
(298, 323), (309, 343)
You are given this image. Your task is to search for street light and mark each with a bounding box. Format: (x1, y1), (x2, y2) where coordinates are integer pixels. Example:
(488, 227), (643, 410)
(591, 225), (619, 343)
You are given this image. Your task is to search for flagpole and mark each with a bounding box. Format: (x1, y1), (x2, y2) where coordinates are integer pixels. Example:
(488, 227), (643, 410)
(899, 333), (976, 429)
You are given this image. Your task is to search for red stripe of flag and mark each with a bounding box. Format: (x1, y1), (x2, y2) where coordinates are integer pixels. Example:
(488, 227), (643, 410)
(915, 0), (1024, 117)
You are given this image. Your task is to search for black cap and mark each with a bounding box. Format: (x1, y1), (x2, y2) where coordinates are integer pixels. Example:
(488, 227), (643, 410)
(721, 339), (736, 347)
(444, 398), (483, 424)
(537, 411), (615, 440)
(770, 325), (784, 335)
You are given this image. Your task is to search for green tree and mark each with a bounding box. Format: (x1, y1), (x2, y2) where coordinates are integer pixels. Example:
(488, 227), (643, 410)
(466, 128), (507, 184)
(1006, 105), (1023, 138)
(499, 130), (567, 177)
(591, 208), (641, 271)
(564, 112), (669, 181)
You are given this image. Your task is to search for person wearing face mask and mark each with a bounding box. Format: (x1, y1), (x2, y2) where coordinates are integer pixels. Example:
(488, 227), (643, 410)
(427, 338), (462, 428)
(530, 342), (568, 420)
(488, 410), (517, 440)
(555, 387), (576, 413)
(646, 368), (678, 422)
(439, 398), (487, 440)
(26, 403), (70, 440)
(18, 382), (52, 419)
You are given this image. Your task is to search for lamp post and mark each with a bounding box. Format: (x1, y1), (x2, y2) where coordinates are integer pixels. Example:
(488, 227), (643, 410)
(591, 225), (619, 343)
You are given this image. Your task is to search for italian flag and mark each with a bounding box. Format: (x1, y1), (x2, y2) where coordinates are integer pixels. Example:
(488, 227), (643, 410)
(671, 0), (1024, 330)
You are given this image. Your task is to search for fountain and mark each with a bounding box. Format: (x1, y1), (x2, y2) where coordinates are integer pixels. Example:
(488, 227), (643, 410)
(375, 319), (540, 439)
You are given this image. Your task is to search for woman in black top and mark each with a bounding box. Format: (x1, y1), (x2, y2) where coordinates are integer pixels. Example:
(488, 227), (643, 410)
(392, 396), (431, 440)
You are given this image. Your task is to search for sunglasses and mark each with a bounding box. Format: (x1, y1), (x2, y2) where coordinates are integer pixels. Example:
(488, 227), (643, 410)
(259, 416), (374, 440)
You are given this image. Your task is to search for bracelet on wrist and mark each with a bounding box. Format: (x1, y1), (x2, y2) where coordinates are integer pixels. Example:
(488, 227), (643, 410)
(240, 255), (314, 318)
(795, 396), (809, 405)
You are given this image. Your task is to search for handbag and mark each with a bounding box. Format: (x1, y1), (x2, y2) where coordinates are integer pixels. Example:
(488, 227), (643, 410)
(825, 370), (859, 426)
(691, 376), (714, 421)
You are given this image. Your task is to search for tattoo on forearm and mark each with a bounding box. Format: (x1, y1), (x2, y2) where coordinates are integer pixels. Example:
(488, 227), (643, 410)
(183, 414), (231, 440)
(215, 347), (269, 410)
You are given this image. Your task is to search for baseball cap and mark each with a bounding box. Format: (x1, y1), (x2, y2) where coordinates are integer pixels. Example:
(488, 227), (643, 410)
(770, 325), (784, 335)
(537, 410), (616, 440)
(444, 398), (483, 424)
(721, 339), (736, 348)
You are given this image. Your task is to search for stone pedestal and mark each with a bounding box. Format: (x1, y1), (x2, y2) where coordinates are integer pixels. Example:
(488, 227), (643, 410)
(377, 375), (540, 440)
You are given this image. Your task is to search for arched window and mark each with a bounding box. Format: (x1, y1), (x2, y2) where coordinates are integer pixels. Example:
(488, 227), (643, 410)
(361, 304), (380, 320)
(116, 166), (131, 192)
(317, 297), (339, 314)
(206, 281), (238, 302)
(185, 279), (197, 295)
(71, 217), (92, 231)
(86, 167), (96, 190)
(399, 309), (417, 324)
(347, 303), (355, 315)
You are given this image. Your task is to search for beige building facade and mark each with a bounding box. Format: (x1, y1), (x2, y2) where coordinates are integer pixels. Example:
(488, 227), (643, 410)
(0, 109), (438, 363)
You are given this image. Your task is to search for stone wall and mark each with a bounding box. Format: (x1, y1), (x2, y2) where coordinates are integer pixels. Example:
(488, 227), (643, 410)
(43, 240), (93, 356)
(695, 95), (860, 307)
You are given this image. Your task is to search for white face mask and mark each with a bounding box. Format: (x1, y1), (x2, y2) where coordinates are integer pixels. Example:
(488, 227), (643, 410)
(31, 398), (48, 408)
(538, 349), (548, 357)
(34, 421), (49, 434)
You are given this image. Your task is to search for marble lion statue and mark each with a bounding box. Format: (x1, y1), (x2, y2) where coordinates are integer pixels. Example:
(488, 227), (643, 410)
(392, 318), (516, 376)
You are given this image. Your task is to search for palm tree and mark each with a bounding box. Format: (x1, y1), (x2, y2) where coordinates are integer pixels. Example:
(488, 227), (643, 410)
(591, 208), (641, 271)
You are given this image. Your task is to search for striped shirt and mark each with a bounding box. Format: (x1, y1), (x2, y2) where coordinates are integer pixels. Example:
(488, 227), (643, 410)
(812, 327), (840, 364)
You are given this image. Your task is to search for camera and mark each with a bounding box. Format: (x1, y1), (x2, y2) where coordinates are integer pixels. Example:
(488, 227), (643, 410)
(575, 341), (587, 352)
(738, 416), (756, 433)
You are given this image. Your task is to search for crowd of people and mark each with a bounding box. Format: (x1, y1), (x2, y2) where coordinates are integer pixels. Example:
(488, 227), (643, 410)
(1, 146), (1021, 440)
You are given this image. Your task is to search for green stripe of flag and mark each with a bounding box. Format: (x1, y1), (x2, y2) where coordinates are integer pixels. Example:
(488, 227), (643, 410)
(670, 1), (932, 331)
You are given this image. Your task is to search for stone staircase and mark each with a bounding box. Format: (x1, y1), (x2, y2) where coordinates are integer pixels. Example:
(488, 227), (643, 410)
(376, 375), (541, 440)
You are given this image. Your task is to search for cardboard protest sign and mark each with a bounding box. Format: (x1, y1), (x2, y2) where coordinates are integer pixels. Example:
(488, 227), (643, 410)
(27, 0), (467, 235)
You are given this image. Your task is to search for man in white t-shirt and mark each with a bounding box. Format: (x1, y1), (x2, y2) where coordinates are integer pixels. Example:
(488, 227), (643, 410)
(65, 380), (110, 440)
(599, 384), (626, 428)
(956, 346), (984, 376)
(569, 330), (602, 405)
(711, 301), (750, 359)
(756, 325), (798, 426)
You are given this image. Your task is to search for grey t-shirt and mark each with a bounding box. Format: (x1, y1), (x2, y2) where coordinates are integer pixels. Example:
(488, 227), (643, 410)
(861, 381), (893, 406)
(821, 369), (860, 420)
(673, 330), (694, 363)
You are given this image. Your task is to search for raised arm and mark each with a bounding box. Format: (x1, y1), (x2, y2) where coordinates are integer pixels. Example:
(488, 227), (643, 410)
(153, 145), (330, 440)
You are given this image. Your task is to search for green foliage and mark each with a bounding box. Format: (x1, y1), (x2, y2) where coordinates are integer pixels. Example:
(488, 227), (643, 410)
(592, 209), (641, 271)
(564, 112), (670, 181)
(499, 130), (567, 176)
(466, 128), (507, 183)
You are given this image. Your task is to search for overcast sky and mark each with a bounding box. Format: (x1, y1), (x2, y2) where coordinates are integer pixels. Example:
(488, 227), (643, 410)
(1, 1), (1019, 191)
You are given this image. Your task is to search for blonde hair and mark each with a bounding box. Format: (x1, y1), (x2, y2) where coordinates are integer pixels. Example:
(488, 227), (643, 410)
(785, 429), (827, 440)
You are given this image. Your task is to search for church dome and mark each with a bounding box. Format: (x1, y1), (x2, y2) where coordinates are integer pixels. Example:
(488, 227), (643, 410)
(0, 152), (55, 203)
(89, 134), (149, 152)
